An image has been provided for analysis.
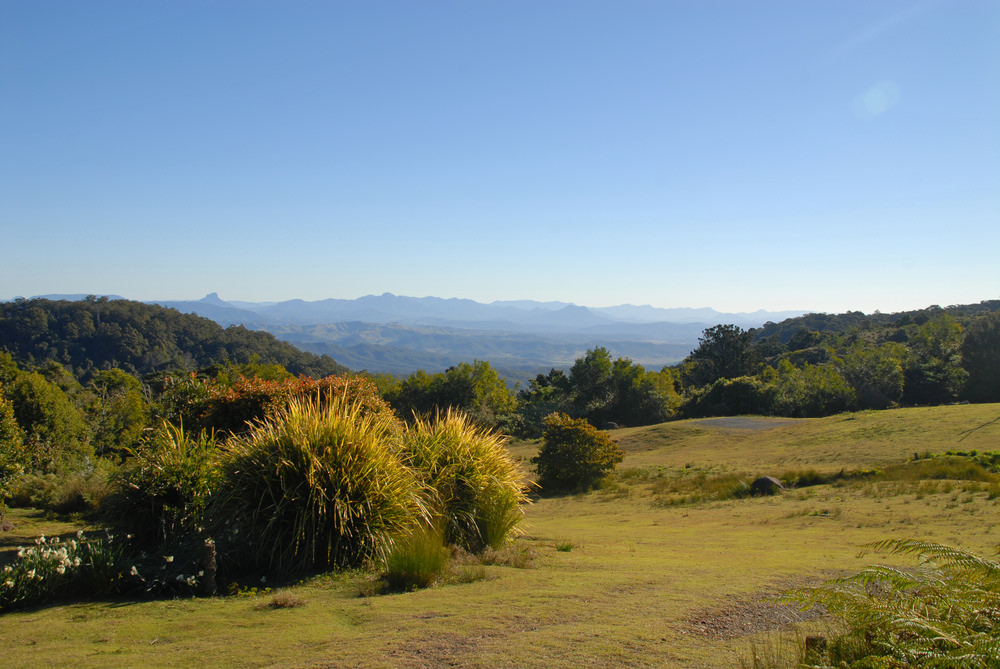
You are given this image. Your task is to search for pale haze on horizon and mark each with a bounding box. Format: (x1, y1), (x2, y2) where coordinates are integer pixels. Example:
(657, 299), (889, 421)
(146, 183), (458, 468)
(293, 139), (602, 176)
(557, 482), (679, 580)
(1, 1), (997, 316)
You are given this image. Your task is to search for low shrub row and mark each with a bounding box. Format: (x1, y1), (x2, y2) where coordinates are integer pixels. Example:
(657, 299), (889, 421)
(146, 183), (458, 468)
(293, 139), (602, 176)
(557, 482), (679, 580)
(1, 395), (529, 611)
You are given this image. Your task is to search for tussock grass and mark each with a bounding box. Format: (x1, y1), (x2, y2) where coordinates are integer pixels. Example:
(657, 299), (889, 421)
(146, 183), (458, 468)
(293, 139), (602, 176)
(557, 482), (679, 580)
(651, 471), (751, 505)
(254, 590), (305, 610)
(403, 409), (528, 552)
(381, 525), (449, 592)
(211, 395), (428, 576)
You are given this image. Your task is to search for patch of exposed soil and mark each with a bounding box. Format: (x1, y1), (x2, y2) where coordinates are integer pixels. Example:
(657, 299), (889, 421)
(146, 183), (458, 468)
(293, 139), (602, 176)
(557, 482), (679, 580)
(684, 591), (825, 640)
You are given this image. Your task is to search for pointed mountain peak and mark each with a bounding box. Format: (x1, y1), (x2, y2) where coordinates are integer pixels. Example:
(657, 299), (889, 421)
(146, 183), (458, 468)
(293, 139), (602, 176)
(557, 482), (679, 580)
(200, 292), (228, 305)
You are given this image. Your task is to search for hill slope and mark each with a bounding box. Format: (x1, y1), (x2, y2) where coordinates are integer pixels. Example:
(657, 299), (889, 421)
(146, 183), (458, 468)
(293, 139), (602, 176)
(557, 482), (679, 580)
(0, 298), (350, 380)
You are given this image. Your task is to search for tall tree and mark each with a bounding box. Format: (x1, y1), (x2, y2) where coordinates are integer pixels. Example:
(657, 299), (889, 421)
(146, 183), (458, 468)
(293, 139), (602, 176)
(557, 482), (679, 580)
(842, 342), (906, 409)
(903, 315), (967, 405)
(685, 324), (760, 387)
(960, 312), (1000, 403)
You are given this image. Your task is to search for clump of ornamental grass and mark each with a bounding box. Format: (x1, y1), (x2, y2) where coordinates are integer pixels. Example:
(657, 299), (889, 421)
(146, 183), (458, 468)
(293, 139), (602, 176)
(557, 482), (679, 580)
(381, 523), (450, 592)
(402, 409), (528, 553)
(790, 539), (1000, 667)
(210, 395), (428, 577)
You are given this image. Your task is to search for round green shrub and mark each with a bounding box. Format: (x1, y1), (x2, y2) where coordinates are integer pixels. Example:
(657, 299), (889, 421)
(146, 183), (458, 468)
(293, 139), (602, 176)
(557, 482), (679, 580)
(533, 412), (624, 494)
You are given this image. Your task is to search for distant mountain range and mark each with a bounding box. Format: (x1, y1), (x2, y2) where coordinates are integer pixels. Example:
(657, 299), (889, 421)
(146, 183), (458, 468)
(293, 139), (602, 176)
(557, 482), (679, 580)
(22, 293), (808, 381)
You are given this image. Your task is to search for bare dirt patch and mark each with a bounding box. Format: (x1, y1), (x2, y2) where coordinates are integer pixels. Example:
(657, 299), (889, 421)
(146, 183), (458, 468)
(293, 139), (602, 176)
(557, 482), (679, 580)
(684, 591), (825, 640)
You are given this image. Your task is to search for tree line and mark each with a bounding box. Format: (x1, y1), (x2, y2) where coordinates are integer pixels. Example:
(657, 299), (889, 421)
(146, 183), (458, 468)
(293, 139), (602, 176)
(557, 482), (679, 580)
(0, 298), (997, 472)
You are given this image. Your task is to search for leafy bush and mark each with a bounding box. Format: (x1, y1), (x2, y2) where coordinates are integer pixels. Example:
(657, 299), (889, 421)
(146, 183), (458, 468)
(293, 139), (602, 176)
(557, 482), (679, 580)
(9, 460), (117, 515)
(210, 395), (427, 576)
(0, 386), (26, 519)
(768, 361), (855, 418)
(792, 539), (1000, 667)
(403, 409), (528, 552)
(105, 421), (221, 548)
(533, 412), (624, 494)
(681, 376), (771, 418)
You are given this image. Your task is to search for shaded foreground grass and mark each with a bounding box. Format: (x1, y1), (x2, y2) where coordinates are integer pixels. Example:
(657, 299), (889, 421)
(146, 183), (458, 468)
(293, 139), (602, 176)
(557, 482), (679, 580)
(1, 404), (998, 668)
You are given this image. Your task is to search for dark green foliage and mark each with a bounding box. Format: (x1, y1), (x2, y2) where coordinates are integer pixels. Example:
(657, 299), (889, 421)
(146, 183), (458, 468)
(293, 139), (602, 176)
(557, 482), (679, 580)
(516, 349), (677, 436)
(753, 301), (1000, 344)
(0, 297), (349, 381)
(87, 369), (149, 459)
(105, 421), (221, 548)
(2, 369), (92, 471)
(842, 343), (905, 409)
(0, 386), (27, 516)
(568, 347), (615, 418)
(961, 311), (1000, 403)
(681, 376), (771, 418)
(533, 412), (624, 494)
(768, 361), (855, 417)
(902, 315), (967, 405)
(382, 360), (517, 430)
(684, 324), (760, 387)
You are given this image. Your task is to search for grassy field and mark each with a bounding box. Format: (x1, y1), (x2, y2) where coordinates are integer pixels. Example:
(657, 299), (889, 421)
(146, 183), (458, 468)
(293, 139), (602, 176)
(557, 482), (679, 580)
(1, 404), (997, 668)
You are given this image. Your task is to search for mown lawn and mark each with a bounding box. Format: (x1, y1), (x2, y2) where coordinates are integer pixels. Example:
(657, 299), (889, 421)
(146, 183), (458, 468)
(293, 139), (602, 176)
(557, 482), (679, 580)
(1, 403), (997, 668)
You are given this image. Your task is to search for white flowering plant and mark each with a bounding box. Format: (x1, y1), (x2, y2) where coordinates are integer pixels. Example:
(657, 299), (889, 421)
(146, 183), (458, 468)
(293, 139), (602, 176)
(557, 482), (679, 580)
(0, 529), (206, 611)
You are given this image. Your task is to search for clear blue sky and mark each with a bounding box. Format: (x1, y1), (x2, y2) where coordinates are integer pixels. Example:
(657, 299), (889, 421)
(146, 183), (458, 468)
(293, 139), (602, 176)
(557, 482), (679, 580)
(2, 0), (998, 314)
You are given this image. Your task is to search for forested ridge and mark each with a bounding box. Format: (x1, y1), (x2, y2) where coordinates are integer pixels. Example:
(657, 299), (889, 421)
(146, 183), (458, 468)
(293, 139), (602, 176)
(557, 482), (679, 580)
(753, 300), (1000, 343)
(0, 297), (349, 381)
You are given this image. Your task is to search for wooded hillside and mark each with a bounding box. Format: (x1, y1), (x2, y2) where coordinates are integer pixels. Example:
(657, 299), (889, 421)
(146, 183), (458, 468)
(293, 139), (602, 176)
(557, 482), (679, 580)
(0, 297), (349, 381)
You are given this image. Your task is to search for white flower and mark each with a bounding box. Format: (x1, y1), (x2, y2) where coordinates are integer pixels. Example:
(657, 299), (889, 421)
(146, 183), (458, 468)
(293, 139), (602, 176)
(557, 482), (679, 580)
(3, 565), (11, 574)
(164, 555), (174, 563)
(130, 565), (140, 577)
(26, 569), (35, 580)
(4, 580), (13, 588)
(56, 565), (66, 575)
(35, 535), (45, 545)
(73, 557), (81, 567)
(76, 530), (84, 539)
(70, 540), (77, 551)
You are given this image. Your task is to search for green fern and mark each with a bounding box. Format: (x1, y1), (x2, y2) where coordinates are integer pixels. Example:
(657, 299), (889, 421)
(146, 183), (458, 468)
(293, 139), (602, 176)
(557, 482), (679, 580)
(791, 539), (1000, 667)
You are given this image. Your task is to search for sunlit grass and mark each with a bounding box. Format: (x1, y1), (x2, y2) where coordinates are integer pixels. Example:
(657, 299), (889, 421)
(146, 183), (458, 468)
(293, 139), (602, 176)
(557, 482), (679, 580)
(0, 403), (996, 668)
